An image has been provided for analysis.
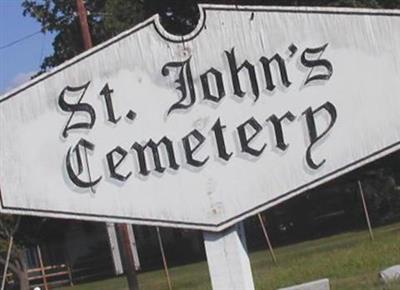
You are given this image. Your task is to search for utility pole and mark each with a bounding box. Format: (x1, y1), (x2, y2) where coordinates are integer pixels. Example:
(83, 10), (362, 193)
(75, 0), (92, 50)
(75, 1), (139, 289)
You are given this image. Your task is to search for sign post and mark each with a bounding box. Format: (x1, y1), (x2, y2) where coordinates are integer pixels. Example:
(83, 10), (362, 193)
(203, 223), (254, 290)
(1, 5), (399, 289)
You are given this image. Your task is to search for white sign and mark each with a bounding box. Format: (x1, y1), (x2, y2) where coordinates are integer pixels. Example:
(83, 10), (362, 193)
(1, 5), (399, 231)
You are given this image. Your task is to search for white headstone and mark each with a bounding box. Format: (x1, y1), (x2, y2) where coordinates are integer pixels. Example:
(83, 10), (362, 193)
(379, 265), (400, 284)
(278, 278), (330, 290)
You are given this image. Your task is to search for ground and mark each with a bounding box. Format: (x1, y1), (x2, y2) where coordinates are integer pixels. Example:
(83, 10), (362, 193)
(57, 222), (400, 290)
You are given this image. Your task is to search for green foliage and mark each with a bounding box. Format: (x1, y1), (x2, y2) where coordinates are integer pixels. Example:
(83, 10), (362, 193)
(360, 168), (400, 224)
(22, 0), (110, 71)
(22, 0), (400, 72)
(104, 0), (146, 37)
(0, 215), (19, 252)
(22, 0), (400, 73)
(21, 0), (203, 72)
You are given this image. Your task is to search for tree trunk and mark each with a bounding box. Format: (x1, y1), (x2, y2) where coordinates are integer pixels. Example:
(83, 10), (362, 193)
(16, 269), (29, 290)
(0, 257), (29, 290)
(16, 250), (29, 290)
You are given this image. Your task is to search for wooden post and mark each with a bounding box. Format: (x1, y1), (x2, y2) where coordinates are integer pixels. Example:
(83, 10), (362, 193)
(37, 245), (49, 290)
(67, 264), (74, 286)
(358, 180), (374, 241)
(203, 223), (255, 290)
(116, 224), (139, 290)
(257, 214), (277, 264)
(75, 0), (92, 50)
(127, 225), (141, 271)
(65, 251), (74, 286)
(106, 223), (124, 275)
(156, 227), (172, 290)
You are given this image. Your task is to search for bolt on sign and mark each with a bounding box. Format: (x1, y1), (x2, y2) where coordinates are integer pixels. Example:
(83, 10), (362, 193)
(0, 5), (399, 231)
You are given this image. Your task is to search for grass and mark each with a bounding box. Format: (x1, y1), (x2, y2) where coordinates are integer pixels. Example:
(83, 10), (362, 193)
(57, 223), (400, 290)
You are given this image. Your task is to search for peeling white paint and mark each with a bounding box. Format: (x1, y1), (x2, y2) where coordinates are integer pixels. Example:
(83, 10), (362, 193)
(0, 5), (399, 231)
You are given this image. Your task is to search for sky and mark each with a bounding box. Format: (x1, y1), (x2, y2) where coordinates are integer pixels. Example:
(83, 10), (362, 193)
(0, 0), (54, 95)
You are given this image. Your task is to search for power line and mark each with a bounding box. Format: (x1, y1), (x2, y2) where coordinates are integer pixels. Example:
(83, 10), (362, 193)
(0, 14), (71, 51)
(0, 11), (100, 52)
(0, 9), (103, 52)
(0, 29), (42, 50)
(38, 32), (46, 67)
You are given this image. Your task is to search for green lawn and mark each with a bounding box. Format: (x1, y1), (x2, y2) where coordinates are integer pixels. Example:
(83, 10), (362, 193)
(58, 223), (400, 290)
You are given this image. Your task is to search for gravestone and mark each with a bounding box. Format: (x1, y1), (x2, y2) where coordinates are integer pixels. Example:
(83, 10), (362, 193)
(278, 278), (330, 290)
(379, 265), (400, 284)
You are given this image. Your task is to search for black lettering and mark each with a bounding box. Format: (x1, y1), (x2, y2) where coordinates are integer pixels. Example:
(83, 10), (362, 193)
(237, 117), (266, 156)
(100, 83), (121, 124)
(260, 53), (291, 91)
(267, 112), (296, 151)
(58, 82), (96, 138)
(211, 118), (232, 161)
(303, 101), (337, 169)
(182, 130), (209, 167)
(301, 44), (333, 85)
(200, 68), (225, 103)
(131, 137), (179, 176)
(65, 138), (102, 188)
(225, 48), (259, 101)
(106, 146), (132, 182)
(162, 57), (196, 115)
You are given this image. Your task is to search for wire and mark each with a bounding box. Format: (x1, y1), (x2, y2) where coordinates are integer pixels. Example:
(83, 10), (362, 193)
(0, 29), (42, 50)
(0, 14), (71, 51)
(0, 6), (106, 52)
(38, 32), (46, 67)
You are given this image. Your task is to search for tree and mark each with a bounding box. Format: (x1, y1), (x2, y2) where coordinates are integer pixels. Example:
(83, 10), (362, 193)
(22, 0), (110, 73)
(0, 215), (28, 290)
(22, 0), (399, 74)
(21, 0), (201, 73)
(0, 215), (69, 290)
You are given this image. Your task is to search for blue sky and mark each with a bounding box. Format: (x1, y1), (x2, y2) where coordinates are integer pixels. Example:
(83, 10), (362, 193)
(0, 0), (54, 95)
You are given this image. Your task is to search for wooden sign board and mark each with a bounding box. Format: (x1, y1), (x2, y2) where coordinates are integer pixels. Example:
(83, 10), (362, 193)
(1, 5), (399, 232)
